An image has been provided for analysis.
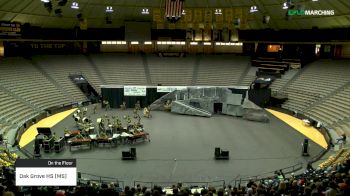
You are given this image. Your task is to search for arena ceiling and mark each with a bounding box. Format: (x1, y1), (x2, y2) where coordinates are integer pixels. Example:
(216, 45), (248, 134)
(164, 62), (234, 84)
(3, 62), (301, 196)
(0, 0), (349, 29)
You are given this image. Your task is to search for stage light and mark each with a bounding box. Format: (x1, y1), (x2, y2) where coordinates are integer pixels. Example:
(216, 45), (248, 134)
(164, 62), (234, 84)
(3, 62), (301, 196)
(54, 8), (62, 17)
(215, 9), (222, 15)
(250, 6), (258, 13)
(106, 6), (113, 13)
(141, 8), (149, 15)
(43, 1), (52, 13)
(144, 41), (152, 45)
(58, 0), (68, 6)
(131, 41), (139, 45)
(203, 42), (211, 46)
(105, 15), (112, 24)
(182, 9), (186, 15)
(263, 15), (270, 24)
(71, 2), (79, 9)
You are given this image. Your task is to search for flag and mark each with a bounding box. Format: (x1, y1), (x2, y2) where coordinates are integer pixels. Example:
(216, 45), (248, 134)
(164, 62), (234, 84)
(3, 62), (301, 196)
(165, 0), (184, 23)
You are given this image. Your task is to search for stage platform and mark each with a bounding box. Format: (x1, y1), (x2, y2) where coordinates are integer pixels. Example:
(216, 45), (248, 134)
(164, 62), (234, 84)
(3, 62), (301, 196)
(20, 105), (324, 185)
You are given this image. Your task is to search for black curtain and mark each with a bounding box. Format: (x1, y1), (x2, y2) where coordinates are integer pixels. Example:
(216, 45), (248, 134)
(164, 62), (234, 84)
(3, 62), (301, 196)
(101, 87), (168, 109)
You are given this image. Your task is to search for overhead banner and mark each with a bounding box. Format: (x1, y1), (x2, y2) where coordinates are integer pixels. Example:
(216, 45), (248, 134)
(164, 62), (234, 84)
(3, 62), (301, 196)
(0, 22), (21, 37)
(157, 86), (187, 93)
(124, 86), (147, 96)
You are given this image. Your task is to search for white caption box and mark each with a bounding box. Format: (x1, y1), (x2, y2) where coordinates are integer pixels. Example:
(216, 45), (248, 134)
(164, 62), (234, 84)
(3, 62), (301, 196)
(16, 167), (77, 186)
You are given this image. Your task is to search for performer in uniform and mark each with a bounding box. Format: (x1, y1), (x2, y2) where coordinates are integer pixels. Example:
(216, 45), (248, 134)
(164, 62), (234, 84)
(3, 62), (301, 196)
(143, 106), (152, 118)
(120, 101), (127, 110)
(135, 101), (141, 110)
(93, 104), (98, 114)
(133, 108), (138, 118)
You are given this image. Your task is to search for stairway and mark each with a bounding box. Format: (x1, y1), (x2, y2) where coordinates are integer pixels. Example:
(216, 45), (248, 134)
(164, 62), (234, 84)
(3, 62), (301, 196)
(191, 55), (201, 85)
(141, 54), (152, 85)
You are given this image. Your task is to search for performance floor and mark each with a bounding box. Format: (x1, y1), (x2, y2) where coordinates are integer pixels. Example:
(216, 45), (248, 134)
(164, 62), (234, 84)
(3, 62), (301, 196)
(21, 105), (324, 185)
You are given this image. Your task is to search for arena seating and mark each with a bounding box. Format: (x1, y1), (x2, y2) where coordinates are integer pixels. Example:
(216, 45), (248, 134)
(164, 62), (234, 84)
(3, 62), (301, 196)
(0, 90), (38, 131)
(33, 55), (104, 96)
(280, 60), (350, 113)
(196, 55), (250, 86)
(90, 53), (147, 85)
(0, 57), (71, 110)
(147, 55), (195, 85)
(305, 86), (350, 126)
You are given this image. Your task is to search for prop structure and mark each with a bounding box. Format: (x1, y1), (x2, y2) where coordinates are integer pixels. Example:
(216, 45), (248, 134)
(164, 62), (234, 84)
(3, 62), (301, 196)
(150, 87), (269, 122)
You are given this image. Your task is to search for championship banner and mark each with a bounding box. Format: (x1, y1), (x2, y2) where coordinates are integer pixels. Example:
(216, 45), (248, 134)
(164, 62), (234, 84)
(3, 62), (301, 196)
(165, 0), (183, 18)
(204, 9), (213, 23)
(176, 21), (187, 29)
(168, 23), (176, 29)
(124, 86), (147, 96)
(79, 19), (87, 30)
(153, 8), (162, 22)
(157, 22), (165, 29)
(224, 8), (233, 23)
(239, 7), (248, 29)
(184, 9), (193, 22)
(215, 12), (224, 23)
(203, 28), (211, 41)
(194, 9), (203, 22)
(0, 22), (21, 36)
(215, 22), (224, 30)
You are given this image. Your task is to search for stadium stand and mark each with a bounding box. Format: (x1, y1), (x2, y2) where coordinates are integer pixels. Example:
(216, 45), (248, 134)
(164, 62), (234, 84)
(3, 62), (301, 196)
(33, 55), (103, 96)
(280, 60), (350, 113)
(147, 55), (195, 86)
(196, 55), (250, 86)
(0, 90), (38, 132)
(90, 53), (148, 85)
(0, 57), (71, 110)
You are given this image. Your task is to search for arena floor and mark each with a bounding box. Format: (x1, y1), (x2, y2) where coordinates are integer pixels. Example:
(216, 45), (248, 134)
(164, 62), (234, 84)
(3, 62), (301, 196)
(21, 105), (324, 185)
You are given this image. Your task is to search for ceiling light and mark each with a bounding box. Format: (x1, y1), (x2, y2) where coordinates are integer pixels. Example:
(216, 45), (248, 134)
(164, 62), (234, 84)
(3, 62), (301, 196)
(182, 9), (186, 15)
(131, 41), (139, 45)
(190, 42), (198, 45)
(144, 41), (152, 45)
(215, 9), (222, 15)
(142, 8), (149, 15)
(312, 0), (318, 1)
(106, 6), (113, 13)
(41, 0), (50, 2)
(250, 6), (258, 13)
(282, 2), (289, 9)
(58, 0), (68, 6)
(71, 2), (79, 9)
(203, 42), (211, 45)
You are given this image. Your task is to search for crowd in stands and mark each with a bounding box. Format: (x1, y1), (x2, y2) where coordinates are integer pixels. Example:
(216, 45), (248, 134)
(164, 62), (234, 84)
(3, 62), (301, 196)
(0, 156), (349, 196)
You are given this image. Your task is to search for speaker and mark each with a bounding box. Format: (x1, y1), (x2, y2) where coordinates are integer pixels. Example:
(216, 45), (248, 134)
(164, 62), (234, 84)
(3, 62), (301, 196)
(34, 138), (41, 158)
(215, 147), (221, 157)
(221, 150), (229, 158)
(302, 139), (309, 156)
(122, 151), (131, 158)
(130, 148), (136, 157)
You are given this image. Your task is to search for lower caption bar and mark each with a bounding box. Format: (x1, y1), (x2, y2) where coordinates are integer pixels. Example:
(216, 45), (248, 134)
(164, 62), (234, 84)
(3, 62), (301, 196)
(16, 167), (77, 186)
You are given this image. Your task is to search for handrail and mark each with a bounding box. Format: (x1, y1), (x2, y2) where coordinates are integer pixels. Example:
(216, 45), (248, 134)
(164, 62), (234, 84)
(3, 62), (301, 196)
(133, 180), (225, 189)
(228, 162), (303, 186)
(78, 172), (124, 188)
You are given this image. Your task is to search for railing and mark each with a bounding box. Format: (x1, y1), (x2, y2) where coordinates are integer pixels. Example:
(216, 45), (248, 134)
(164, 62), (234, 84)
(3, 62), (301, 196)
(228, 162), (303, 186)
(78, 172), (125, 188)
(133, 180), (225, 189)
